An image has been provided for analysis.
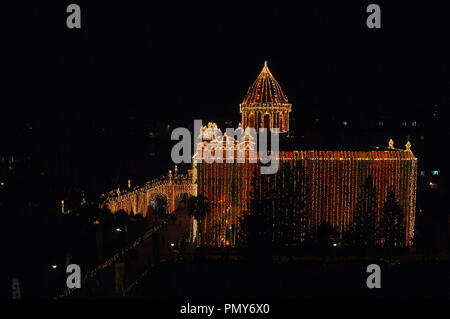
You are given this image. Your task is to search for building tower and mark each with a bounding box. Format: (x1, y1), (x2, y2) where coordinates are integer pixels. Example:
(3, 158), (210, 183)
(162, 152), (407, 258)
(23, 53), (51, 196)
(240, 61), (292, 133)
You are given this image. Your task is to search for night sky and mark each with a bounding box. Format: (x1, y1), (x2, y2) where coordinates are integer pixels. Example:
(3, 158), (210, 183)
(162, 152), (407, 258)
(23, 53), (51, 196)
(4, 1), (450, 121)
(2, 2), (449, 302)
(1, 0), (450, 194)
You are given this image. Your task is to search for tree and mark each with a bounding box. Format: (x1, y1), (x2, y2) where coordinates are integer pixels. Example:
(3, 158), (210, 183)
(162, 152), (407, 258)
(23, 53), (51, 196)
(115, 209), (129, 228)
(344, 176), (378, 249)
(272, 161), (310, 248)
(317, 221), (339, 250)
(187, 194), (210, 246)
(378, 190), (406, 250)
(238, 161), (311, 260)
(152, 196), (167, 222)
(238, 168), (274, 261)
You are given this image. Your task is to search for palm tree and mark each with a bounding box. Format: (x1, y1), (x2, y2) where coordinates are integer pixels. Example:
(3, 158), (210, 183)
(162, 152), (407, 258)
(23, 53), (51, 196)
(187, 195), (210, 246)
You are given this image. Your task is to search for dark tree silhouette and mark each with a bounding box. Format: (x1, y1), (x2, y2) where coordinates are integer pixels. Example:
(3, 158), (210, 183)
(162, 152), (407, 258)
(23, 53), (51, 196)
(317, 221), (339, 249)
(152, 196), (167, 222)
(344, 176), (378, 249)
(378, 190), (406, 250)
(272, 161), (310, 248)
(187, 194), (210, 246)
(238, 161), (311, 260)
(115, 209), (129, 228)
(238, 168), (274, 260)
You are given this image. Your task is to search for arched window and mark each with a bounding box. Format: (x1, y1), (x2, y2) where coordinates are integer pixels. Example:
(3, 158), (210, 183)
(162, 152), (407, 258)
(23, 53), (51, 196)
(279, 113), (284, 131)
(248, 113), (255, 128)
(263, 113), (271, 130)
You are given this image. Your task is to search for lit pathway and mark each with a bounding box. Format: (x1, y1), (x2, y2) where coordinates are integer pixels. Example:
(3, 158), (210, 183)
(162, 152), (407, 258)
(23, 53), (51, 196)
(58, 204), (192, 298)
(121, 205), (192, 296)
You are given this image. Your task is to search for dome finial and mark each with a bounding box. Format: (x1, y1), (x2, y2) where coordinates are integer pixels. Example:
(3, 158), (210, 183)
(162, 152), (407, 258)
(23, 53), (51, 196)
(261, 60), (269, 73)
(388, 138), (394, 149)
(405, 136), (411, 151)
(405, 140), (411, 151)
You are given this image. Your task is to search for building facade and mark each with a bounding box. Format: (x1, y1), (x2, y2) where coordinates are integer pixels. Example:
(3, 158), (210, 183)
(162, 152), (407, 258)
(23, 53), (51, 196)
(194, 62), (418, 247)
(196, 150), (417, 247)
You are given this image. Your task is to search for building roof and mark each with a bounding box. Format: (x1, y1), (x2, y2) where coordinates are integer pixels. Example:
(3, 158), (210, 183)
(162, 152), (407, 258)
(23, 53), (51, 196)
(280, 150), (417, 161)
(241, 61), (289, 106)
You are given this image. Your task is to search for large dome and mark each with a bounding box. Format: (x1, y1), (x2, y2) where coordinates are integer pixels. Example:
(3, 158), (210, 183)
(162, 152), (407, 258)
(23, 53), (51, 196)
(240, 61), (292, 133)
(241, 61), (289, 105)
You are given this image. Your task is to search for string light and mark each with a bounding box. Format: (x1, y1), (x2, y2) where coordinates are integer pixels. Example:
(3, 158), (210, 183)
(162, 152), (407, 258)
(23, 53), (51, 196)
(104, 174), (195, 216)
(196, 148), (417, 246)
(54, 222), (166, 299)
(240, 61), (291, 133)
(103, 63), (417, 249)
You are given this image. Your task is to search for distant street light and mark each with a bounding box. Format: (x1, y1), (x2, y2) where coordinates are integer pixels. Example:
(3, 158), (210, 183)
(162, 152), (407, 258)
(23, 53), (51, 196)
(52, 265), (58, 269)
(116, 228), (122, 232)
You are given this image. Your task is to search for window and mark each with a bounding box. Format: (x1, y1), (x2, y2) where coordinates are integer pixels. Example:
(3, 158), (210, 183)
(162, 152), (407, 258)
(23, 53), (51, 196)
(419, 171), (425, 176)
(378, 121), (384, 127)
(412, 121), (417, 127)
(402, 121), (407, 127)
(431, 171), (440, 176)
(342, 121), (348, 126)
(429, 182), (438, 189)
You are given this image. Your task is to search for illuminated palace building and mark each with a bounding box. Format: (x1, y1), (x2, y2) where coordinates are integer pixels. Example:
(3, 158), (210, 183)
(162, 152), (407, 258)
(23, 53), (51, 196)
(193, 62), (418, 247)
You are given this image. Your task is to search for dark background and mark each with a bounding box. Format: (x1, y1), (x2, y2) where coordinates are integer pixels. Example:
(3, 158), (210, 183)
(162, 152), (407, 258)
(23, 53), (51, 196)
(2, 1), (450, 194)
(2, 1), (450, 193)
(0, 0), (449, 297)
